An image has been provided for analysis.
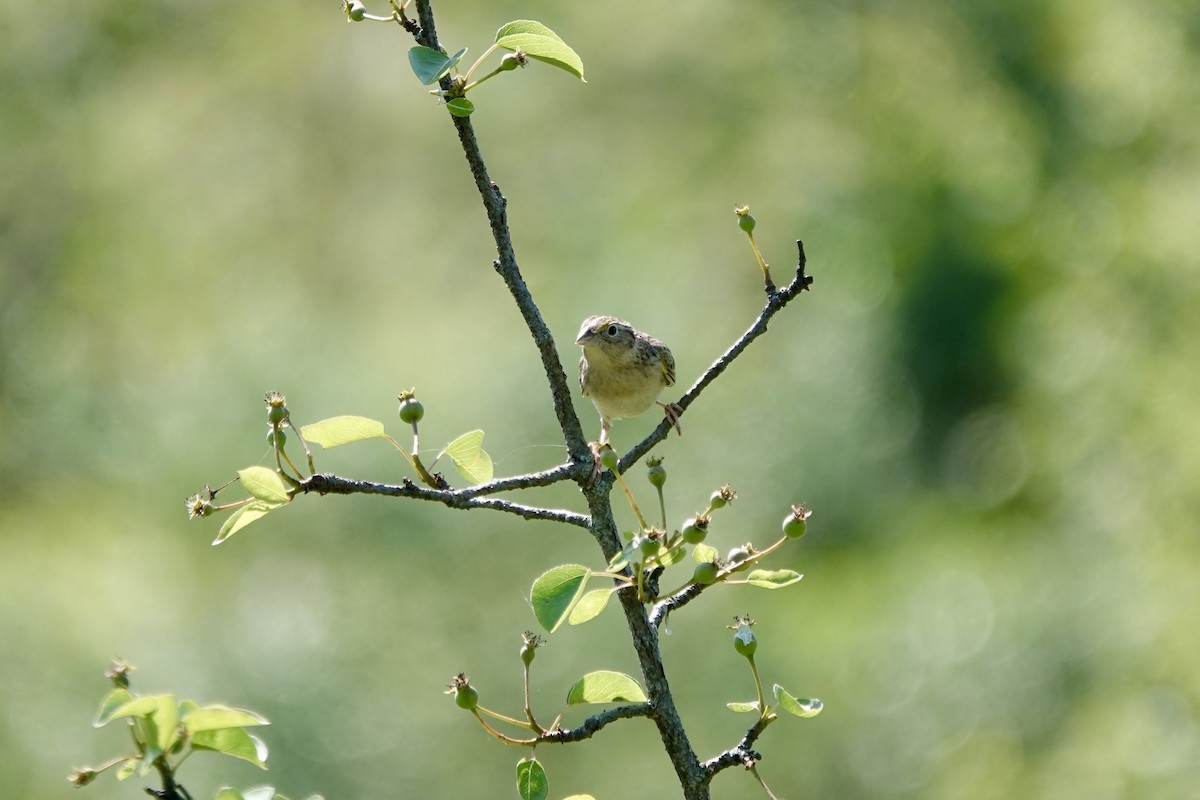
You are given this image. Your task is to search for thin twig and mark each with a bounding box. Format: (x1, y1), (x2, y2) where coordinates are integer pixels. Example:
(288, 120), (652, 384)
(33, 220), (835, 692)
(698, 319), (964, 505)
(538, 702), (655, 744)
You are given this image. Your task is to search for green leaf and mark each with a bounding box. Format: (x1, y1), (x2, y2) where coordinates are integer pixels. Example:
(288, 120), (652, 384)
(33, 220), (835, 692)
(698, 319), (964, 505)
(726, 701), (761, 713)
(495, 33), (585, 80)
(774, 685), (823, 718)
(446, 97), (474, 117)
(184, 704), (270, 733)
(105, 693), (170, 724)
(439, 429), (494, 484)
(238, 466), (290, 504)
(495, 20), (566, 43)
(692, 543), (719, 563)
(94, 688), (134, 727)
(214, 790), (245, 800)
(152, 694), (180, 752)
(408, 45), (467, 85)
(214, 501), (279, 545)
(565, 670), (647, 705)
(242, 788), (279, 800)
(300, 415), (386, 448)
(530, 564), (590, 632)
(115, 758), (138, 781)
(746, 569), (803, 589)
(567, 588), (611, 625)
(192, 727), (269, 768)
(657, 543), (686, 567)
(516, 757), (548, 800)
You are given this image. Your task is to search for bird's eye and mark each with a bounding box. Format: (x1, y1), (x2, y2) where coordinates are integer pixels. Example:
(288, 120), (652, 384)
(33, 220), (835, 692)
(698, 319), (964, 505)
(606, 325), (618, 337)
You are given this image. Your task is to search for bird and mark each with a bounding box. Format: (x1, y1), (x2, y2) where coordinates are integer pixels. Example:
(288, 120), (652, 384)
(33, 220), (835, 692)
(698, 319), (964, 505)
(575, 315), (682, 450)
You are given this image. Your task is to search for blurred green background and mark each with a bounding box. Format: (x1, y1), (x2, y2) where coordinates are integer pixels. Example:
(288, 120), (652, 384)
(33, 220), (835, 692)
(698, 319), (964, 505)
(3, 0), (1199, 798)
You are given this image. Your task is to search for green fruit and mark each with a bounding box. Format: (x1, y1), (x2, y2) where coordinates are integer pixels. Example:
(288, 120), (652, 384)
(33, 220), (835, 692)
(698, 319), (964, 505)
(783, 505), (811, 539)
(454, 683), (479, 710)
(726, 545), (751, 565)
(693, 561), (719, 585)
(266, 405), (288, 427)
(346, 0), (366, 21)
(646, 457), (667, 488)
(681, 516), (708, 545)
(733, 628), (757, 658)
(599, 446), (619, 472)
(639, 536), (660, 559)
(267, 428), (286, 447)
(738, 213), (756, 234)
(398, 397), (425, 424)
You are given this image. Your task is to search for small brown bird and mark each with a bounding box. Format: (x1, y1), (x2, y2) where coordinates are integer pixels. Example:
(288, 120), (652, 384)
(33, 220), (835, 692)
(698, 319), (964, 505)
(576, 315), (682, 446)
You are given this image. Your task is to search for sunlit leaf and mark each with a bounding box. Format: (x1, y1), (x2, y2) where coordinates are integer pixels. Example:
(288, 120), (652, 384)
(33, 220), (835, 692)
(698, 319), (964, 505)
(214, 790), (245, 800)
(446, 97), (474, 117)
(192, 727), (269, 768)
(152, 694), (180, 752)
(692, 543), (719, 564)
(408, 45), (467, 85)
(439, 429), (493, 484)
(94, 688), (134, 727)
(774, 685), (823, 718)
(530, 564), (590, 632)
(516, 756), (548, 800)
(495, 20), (566, 43)
(184, 704), (270, 733)
(745, 569), (803, 589)
(565, 670), (647, 705)
(104, 694), (170, 724)
(238, 466), (290, 504)
(567, 588), (611, 625)
(300, 416), (386, 448)
(726, 701), (761, 713)
(214, 501), (279, 545)
(657, 543), (686, 567)
(115, 758), (138, 781)
(495, 33), (585, 80)
(241, 788), (279, 800)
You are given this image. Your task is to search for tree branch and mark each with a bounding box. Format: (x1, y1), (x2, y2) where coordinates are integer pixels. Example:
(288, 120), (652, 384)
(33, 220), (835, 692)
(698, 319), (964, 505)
(301, 473), (590, 527)
(700, 716), (773, 779)
(539, 702), (654, 744)
(620, 241), (812, 472)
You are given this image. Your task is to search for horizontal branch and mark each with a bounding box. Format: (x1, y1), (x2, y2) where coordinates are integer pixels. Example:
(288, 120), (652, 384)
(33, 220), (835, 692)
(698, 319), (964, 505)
(300, 473), (590, 528)
(620, 241), (812, 471)
(455, 462), (575, 498)
(700, 716), (772, 779)
(539, 702), (655, 744)
(648, 582), (708, 628)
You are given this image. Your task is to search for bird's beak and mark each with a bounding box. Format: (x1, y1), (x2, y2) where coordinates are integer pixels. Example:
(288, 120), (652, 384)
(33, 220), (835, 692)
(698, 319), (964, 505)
(575, 324), (594, 346)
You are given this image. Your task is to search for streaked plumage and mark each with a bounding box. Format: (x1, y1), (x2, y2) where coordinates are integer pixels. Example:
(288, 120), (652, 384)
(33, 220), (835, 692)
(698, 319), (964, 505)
(576, 315), (678, 444)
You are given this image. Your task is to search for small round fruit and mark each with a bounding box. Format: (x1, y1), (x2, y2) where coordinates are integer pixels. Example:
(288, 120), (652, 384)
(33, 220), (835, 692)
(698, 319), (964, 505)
(733, 629), (757, 658)
(346, 0), (366, 21)
(639, 536), (660, 559)
(692, 561), (719, 585)
(599, 447), (619, 472)
(681, 516), (708, 545)
(398, 397), (425, 424)
(783, 505), (811, 539)
(646, 458), (666, 489)
(454, 683), (479, 711)
(726, 545), (751, 565)
(738, 213), (757, 234)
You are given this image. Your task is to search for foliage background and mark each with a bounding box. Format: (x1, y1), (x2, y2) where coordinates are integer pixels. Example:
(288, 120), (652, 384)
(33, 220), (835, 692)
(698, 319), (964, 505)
(3, 0), (1198, 798)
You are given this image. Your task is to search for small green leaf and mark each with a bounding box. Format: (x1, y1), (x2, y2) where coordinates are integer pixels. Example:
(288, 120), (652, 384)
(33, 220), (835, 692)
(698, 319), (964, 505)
(238, 466), (290, 504)
(657, 543), (686, 567)
(774, 685), (823, 718)
(439, 429), (494, 484)
(153, 694), (180, 752)
(495, 33), (585, 80)
(214, 501), (279, 545)
(116, 758), (138, 781)
(184, 704), (270, 733)
(516, 756), (549, 800)
(446, 97), (475, 117)
(105, 693), (169, 723)
(726, 701), (761, 713)
(693, 543), (719, 563)
(95, 688), (134, 727)
(746, 569), (803, 589)
(530, 564), (590, 632)
(565, 670), (647, 705)
(300, 416), (386, 448)
(240, 788), (279, 800)
(495, 20), (566, 43)
(192, 727), (269, 768)
(214, 790), (245, 800)
(567, 588), (611, 625)
(408, 45), (467, 85)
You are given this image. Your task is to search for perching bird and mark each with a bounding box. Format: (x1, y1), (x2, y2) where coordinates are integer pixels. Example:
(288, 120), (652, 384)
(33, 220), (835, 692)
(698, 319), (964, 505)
(576, 315), (682, 447)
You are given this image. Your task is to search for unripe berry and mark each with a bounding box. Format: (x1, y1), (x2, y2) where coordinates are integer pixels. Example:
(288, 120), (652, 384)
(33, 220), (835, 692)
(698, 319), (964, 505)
(265, 391), (289, 426)
(783, 504), (811, 539)
(693, 561), (719, 585)
(681, 516), (709, 545)
(726, 545), (751, 565)
(598, 446), (619, 472)
(398, 391), (425, 424)
(446, 674), (478, 710)
(520, 632), (542, 667)
(345, 0), (366, 21)
(646, 456), (666, 489)
(729, 616), (757, 659)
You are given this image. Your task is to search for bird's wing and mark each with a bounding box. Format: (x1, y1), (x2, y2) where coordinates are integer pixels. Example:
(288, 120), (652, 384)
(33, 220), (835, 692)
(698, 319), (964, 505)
(578, 355), (589, 395)
(661, 348), (676, 387)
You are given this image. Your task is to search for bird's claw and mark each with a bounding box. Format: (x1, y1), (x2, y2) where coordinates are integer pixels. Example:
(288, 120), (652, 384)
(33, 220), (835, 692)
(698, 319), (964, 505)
(660, 402), (683, 436)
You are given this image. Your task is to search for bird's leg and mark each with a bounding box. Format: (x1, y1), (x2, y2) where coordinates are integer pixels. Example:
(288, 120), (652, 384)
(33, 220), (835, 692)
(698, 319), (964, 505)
(658, 402), (683, 436)
(587, 417), (613, 482)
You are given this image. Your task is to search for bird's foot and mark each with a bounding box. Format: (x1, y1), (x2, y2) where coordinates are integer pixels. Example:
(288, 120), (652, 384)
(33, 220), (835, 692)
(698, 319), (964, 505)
(659, 402), (683, 436)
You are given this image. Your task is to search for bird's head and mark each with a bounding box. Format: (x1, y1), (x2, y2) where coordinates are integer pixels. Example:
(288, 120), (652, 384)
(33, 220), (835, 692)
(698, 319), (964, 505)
(576, 316), (637, 356)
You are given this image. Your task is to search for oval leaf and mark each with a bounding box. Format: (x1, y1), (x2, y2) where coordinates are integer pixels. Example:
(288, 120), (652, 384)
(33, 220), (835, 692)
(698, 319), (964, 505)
(530, 564), (590, 632)
(692, 543), (719, 564)
(238, 466), (290, 504)
(516, 757), (548, 800)
(565, 670), (647, 705)
(774, 684), (823, 718)
(439, 429), (493, 484)
(95, 688), (134, 727)
(446, 97), (475, 118)
(214, 501), (279, 545)
(408, 45), (467, 85)
(184, 704), (270, 733)
(495, 20), (566, 43)
(726, 701), (761, 713)
(567, 588), (611, 625)
(192, 728), (269, 768)
(746, 569), (803, 589)
(300, 416), (386, 448)
(495, 33), (585, 80)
